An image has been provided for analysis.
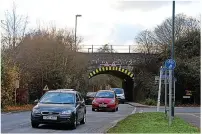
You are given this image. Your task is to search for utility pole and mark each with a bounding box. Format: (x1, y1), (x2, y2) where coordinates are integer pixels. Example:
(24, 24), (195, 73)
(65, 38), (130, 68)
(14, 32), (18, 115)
(171, 0), (175, 118)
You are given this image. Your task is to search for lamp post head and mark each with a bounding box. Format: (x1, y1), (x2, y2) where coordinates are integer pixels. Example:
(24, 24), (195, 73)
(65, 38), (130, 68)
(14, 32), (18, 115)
(76, 14), (82, 17)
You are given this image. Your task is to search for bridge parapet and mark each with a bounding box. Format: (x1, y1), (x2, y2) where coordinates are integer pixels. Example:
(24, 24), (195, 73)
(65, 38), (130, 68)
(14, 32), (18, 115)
(86, 53), (156, 66)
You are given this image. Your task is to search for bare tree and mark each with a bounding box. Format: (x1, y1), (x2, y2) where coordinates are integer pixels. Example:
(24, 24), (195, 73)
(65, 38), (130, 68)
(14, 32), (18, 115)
(135, 14), (200, 59)
(15, 27), (88, 100)
(97, 44), (115, 53)
(135, 30), (158, 54)
(153, 13), (200, 53)
(1, 2), (28, 49)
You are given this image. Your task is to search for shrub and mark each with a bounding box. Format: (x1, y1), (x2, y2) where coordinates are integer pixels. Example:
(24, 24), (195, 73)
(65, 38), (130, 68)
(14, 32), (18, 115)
(144, 98), (156, 105)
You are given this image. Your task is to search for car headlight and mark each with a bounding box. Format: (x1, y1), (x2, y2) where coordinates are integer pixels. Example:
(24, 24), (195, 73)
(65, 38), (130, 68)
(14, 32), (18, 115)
(120, 95), (125, 99)
(32, 109), (40, 113)
(32, 109), (40, 115)
(61, 110), (72, 115)
(109, 99), (115, 104)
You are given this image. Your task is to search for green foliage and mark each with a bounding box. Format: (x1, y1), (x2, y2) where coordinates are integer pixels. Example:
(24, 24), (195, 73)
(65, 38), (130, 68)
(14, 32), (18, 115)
(143, 98), (156, 106)
(174, 29), (200, 104)
(1, 57), (19, 108)
(132, 59), (160, 102)
(107, 112), (200, 133)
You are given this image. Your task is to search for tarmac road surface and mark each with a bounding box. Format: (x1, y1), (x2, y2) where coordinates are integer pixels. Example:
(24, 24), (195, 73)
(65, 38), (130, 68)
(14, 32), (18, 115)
(1, 104), (135, 133)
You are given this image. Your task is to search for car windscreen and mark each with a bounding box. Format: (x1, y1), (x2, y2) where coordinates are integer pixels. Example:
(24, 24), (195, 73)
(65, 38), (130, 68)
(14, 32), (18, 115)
(86, 92), (96, 97)
(95, 91), (114, 98)
(39, 92), (75, 104)
(112, 88), (124, 94)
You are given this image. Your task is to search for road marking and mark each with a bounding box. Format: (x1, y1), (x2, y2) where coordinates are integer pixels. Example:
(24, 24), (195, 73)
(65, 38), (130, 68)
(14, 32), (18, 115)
(176, 113), (201, 118)
(111, 118), (124, 124)
(131, 107), (136, 114)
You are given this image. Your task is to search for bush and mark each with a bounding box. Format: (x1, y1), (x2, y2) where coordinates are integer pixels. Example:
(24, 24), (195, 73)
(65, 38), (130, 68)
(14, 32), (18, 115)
(144, 98), (156, 105)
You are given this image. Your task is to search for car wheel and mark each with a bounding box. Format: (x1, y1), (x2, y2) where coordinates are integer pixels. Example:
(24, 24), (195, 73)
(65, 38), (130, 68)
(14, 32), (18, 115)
(31, 122), (39, 128)
(116, 107), (119, 111)
(80, 113), (86, 124)
(92, 108), (95, 111)
(71, 116), (77, 129)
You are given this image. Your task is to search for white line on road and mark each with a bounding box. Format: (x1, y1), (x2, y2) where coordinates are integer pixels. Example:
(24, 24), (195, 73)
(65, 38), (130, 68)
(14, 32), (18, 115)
(176, 113), (201, 118)
(131, 107), (136, 114)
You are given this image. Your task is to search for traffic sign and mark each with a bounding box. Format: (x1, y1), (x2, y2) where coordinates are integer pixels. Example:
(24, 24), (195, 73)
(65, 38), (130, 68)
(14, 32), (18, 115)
(43, 85), (49, 91)
(165, 59), (176, 70)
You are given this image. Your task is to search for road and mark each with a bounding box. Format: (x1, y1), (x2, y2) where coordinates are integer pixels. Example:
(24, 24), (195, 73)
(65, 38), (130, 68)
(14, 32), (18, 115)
(1, 104), (135, 133)
(135, 106), (200, 128)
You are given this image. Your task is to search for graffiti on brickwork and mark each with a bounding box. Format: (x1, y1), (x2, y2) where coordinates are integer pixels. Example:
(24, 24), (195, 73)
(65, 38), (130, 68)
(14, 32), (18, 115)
(90, 58), (135, 66)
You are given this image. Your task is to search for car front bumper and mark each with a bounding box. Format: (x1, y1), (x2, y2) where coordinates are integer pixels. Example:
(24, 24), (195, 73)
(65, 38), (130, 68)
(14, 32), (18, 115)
(92, 103), (116, 111)
(31, 114), (75, 124)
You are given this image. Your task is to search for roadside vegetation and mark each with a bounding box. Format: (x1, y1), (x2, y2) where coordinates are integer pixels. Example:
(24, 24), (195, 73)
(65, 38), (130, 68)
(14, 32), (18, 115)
(107, 112), (200, 133)
(2, 104), (34, 112)
(133, 14), (200, 106)
(141, 98), (157, 106)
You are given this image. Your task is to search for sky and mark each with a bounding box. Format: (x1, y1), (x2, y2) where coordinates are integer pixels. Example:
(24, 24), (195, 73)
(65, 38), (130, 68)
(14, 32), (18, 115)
(0, 0), (201, 52)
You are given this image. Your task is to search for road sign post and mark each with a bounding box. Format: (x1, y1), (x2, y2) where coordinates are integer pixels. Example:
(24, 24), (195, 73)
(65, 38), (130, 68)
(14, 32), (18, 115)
(165, 70), (168, 116)
(157, 66), (163, 112)
(165, 58), (176, 126)
(168, 69), (172, 126)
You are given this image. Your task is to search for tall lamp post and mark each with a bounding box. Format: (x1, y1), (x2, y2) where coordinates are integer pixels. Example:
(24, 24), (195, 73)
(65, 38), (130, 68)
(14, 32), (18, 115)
(88, 48), (92, 53)
(171, 0), (175, 118)
(74, 14), (82, 51)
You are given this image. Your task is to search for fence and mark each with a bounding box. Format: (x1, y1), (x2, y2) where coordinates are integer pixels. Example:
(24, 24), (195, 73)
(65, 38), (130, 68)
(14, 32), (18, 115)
(77, 45), (140, 53)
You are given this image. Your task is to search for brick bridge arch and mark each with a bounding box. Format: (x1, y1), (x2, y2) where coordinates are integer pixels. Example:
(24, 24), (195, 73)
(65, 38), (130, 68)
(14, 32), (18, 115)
(78, 51), (157, 101)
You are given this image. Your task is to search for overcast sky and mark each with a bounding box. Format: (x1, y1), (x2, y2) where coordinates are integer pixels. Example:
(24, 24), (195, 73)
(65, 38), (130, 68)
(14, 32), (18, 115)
(0, 0), (201, 52)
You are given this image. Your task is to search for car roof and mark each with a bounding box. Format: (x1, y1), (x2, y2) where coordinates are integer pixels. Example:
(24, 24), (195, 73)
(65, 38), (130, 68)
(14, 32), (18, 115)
(47, 89), (77, 94)
(97, 90), (114, 93)
(111, 88), (124, 90)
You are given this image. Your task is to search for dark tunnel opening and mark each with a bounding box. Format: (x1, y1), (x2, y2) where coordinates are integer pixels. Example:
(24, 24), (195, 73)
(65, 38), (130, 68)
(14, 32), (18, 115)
(88, 67), (134, 101)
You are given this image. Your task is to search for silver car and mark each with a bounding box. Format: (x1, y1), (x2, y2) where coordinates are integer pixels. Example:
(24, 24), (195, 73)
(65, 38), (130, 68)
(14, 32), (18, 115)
(111, 88), (125, 104)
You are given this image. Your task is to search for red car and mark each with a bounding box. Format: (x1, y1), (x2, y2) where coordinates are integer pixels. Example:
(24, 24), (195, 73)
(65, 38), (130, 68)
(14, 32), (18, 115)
(92, 90), (119, 112)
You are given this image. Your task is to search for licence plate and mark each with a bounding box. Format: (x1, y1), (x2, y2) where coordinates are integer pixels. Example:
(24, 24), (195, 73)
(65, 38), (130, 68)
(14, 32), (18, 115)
(99, 104), (107, 107)
(43, 116), (57, 120)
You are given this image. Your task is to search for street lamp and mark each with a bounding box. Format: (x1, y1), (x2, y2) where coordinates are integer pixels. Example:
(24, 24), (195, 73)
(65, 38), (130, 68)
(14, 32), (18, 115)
(88, 48), (92, 53)
(74, 14), (82, 51)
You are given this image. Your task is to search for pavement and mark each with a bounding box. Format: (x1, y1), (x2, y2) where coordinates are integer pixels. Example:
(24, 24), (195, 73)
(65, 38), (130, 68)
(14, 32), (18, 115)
(128, 102), (201, 128)
(1, 104), (135, 133)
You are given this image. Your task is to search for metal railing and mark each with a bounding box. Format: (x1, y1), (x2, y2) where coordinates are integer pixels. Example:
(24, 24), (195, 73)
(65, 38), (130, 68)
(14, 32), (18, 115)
(77, 45), (140, 53)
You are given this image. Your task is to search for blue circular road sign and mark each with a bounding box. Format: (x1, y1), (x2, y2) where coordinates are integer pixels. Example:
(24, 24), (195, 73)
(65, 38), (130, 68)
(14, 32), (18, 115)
(165, 59), (176, 70)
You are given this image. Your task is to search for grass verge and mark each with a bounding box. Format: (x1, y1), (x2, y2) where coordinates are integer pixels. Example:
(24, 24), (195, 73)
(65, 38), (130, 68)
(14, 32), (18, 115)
(2, 104), (34, 113)
(107, 112), (200, 133)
